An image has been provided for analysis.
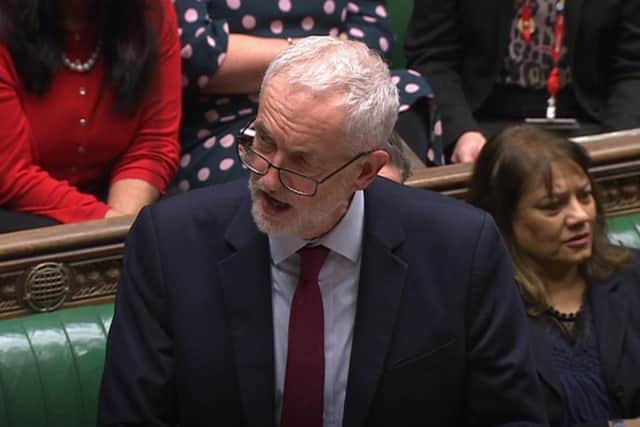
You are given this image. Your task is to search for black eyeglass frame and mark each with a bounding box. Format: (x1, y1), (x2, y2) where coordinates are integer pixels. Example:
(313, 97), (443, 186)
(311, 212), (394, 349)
(236, 121), (372, 197)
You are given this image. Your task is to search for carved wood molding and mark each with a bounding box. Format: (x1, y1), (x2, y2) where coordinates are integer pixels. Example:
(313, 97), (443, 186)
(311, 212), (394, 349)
(406, 129), (640, 215)
(0, 129), (638, 317)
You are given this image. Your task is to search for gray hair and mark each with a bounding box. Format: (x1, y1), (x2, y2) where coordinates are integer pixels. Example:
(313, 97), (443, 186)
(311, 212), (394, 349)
(261, 36), (399, 152)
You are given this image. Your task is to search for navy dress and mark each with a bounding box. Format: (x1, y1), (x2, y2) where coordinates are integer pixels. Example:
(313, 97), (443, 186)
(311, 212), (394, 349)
(173, 0), (443, 191)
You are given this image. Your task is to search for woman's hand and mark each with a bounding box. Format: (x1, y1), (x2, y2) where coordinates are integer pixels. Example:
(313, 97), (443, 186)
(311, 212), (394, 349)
(202, 34), (295, 94)
(107, 178), (160, 216)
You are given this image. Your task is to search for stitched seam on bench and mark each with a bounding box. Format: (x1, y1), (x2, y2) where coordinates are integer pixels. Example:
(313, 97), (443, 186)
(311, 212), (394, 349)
(22, 321), (51, 426)
(60, 316), (87, 424)
(0, 353), (12, 427)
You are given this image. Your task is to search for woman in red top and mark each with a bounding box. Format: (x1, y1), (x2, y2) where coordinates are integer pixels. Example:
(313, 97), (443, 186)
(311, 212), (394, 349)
(0, 0), (181, 232)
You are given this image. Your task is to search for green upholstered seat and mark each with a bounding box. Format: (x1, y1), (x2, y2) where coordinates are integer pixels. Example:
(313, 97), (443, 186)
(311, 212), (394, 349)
(0, 304), (113, 427)
(606, 213), (640, 250)
(388, 0), (413, 68)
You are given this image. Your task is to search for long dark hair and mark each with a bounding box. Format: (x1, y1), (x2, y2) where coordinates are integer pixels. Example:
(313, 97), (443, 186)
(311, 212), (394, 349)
(0, 0), (161, 114)
(467, 125), (630, 315)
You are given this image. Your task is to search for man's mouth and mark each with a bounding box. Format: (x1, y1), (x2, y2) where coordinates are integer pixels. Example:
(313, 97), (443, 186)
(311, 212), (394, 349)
(261, 191), (292, 214)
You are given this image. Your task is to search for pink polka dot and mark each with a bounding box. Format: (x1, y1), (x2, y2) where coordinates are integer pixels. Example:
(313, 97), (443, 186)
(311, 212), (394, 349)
(270, 20), (283, 34)
(341, 7), (348, 22)
(427, 149), (435, 162)
(434, 120), (443, 136)
(205, 110), (219, 122)
(301, 17), (315, 31)
(223, 22), (230, 34)
(391, 75), (401, 85)
(220, 134), (235, 148)
(278, 0), (292, 12)
(220, 115), (236, 123)
(207, 36), (216, 47)
(182, 75), (189, 88)
(181, 44), (193, 59)
(197, 129), (211, 139)
(347, 2), (359, 13)
(375, 5), (388, 17)
(324, 0), (336, 14)
(329, 27), (340, 37)
(379, 36), (389, 52)
(197, 167), (211, 182)
(363, 15), (377, 23)
(180, 154), (191, 168)
(242, 15), (256, 30)
(238, 108), (253, 116)
(216, 97), (231, 105)
(408, 69), (421, 77)
(219, 158), (235, 171)
(184, 8), (198, 23)
(349, 27), (365, 38)
(198, 75), (210, 88)
(178, 180), (190, 192)
(399, 104), (410, 112)
(226, 0), (241, 10)
(405, 83), (420, 94)
(178, 28), (183, 36)
(217, 53), (226, 66)
(195, 27), (206, 38)
(204, 136), (217, 148)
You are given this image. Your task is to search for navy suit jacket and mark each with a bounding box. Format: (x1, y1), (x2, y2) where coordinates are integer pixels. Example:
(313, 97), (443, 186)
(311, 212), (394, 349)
(98, 178), (548, 426)
(529, 259), (640, 427)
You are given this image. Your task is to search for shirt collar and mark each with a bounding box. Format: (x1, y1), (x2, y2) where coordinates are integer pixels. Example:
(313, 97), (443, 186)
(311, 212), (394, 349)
(269, 190), (364, 265)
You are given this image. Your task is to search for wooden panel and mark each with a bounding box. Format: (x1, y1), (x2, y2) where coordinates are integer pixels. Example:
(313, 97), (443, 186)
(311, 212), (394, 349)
(1, 129), (639, 317)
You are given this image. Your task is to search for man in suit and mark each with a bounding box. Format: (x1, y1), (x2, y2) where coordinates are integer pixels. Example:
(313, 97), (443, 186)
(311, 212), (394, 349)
(98, 36), (547, 427)
(405, 0), (640, 163)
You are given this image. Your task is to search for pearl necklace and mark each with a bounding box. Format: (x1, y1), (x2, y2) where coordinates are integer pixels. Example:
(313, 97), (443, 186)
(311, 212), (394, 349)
(61, 40), (102, 73)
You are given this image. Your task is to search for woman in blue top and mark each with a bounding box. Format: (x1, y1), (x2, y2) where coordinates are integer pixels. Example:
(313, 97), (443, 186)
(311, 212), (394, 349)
(173, 0), (441, 190)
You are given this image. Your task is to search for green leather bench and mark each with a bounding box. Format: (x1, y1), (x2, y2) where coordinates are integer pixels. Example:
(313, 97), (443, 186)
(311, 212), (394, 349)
(0, 304), (113, 427)
(1, 214), (638, 427)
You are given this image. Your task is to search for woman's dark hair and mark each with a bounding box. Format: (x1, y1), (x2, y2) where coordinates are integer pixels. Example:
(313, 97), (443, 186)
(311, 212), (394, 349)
(0, 0), (161, 114)
(467, 125), (629, 315)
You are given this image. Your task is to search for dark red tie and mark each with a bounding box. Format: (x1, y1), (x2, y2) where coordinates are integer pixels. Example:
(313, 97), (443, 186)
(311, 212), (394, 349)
(280, 246), (330, 427)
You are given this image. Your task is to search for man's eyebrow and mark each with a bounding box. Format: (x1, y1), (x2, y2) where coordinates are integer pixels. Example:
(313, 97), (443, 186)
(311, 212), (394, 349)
(254, 122), (274, 142)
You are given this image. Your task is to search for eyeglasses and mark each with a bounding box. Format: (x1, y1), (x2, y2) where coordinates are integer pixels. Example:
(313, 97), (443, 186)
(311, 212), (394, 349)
(236, 121), (371, 197)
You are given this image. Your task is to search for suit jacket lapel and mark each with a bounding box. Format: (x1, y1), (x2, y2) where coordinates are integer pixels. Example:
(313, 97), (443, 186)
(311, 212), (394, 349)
(219, 197), (275, 427)
(590, 273), (629, 389)
(497, 0), (517, 62)
(528, 315), (565, 400)
(565, 0), (583, 66)
(342, 184), (408, 427)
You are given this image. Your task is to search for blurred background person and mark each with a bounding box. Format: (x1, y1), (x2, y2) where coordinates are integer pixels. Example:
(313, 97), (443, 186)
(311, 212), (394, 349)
(173, 0), (443, 193)
(468, 125), (640, 427)
(405, 0), (640, 163)
(0, 0), (181, 233)
(378, 131), (412, 183)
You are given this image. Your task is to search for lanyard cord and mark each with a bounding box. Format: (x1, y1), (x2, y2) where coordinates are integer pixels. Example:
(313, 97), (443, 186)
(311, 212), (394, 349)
(520, 0), (567, 118)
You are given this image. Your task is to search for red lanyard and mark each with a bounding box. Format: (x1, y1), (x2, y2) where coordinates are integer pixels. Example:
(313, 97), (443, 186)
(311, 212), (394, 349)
(520, 0), (567, 118)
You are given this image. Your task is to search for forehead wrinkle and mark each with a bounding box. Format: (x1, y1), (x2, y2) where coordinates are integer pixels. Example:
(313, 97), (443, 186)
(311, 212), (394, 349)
(258, 77), (349, 156)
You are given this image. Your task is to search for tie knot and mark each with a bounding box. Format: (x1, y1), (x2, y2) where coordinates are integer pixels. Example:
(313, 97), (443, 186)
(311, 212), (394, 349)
(298, 245), (330, 281)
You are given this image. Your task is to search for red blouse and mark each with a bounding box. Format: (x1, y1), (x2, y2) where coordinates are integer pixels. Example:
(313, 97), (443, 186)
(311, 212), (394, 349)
(0, 0), (181, 223)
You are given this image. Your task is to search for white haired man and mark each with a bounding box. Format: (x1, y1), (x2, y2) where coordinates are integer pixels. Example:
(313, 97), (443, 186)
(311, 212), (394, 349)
(99, 37), (547, 427)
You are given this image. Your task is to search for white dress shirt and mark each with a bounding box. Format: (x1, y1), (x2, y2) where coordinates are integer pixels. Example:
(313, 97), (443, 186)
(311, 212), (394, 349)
(270, 190), (364, 427)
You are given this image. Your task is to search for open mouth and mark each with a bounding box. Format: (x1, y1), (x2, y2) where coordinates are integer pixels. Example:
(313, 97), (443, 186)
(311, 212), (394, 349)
(261, 191), (292, 215)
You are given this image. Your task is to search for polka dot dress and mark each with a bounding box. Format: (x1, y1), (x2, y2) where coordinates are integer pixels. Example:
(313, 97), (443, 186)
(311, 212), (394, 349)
(174, 0), (442, 191)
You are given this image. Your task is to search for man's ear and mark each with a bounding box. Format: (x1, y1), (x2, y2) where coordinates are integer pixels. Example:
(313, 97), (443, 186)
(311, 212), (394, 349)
(353, 150), (389, 190)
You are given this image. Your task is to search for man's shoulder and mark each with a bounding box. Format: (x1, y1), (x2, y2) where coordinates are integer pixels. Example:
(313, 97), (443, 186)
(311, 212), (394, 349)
(367, 178), (487, 225)
(145, 178), (251, 229)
